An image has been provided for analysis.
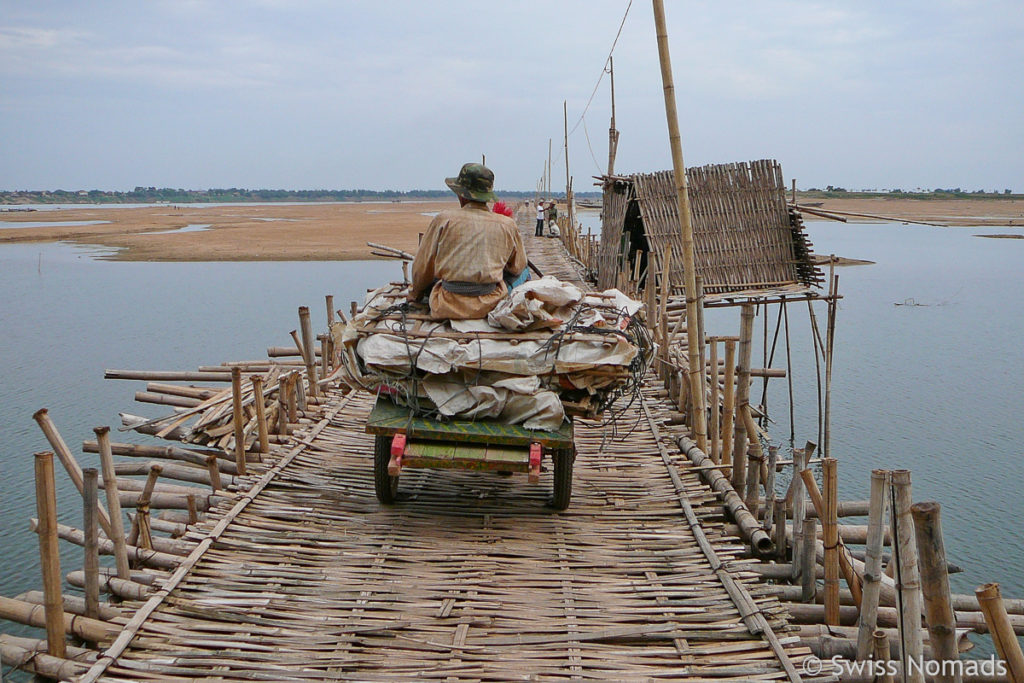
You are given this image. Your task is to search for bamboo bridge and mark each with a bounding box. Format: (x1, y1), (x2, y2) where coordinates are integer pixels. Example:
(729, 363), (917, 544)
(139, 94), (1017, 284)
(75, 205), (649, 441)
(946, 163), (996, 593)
(3, 208), (1022, 682)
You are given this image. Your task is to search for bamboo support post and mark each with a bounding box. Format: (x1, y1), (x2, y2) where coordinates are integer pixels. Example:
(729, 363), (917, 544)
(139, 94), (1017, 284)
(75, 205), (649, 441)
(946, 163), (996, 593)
(800, 518), (818, 602)
(731, 304), (754, 493)
(318, 333), (330, 377)
(250, 375), (270, 454)
(230, 367), (247, 476)
(186, 493), (198, 525)
(722, 339), (736, 474)
(34, 451), (67, 658)
(976, 583), (1024, 681)
(94, 427), (130, 580)
(653, 0), (707, 453)
(326, 294), (335, 326)
(298, 306), (319, 397)
(206, 455), (223, 492)
(34, 409), (112, 537)
(823, 457), (840, 625)
(742, 405), (763, 515)
(873, 630), (895, 683)
(277, 374), (289, 434)
(891, 468), (924, 682)
(800, 468), (864, 607)
(658, 247), (670, 382)
(708, 339), (720, 463)
(82, 467), (100, 621)
(790, 442), (813, 579)
(858, 468), (892, 660)
(911, 501), (960, 682)
(762, 446), (778, 532)
(772, 498), (787, 560)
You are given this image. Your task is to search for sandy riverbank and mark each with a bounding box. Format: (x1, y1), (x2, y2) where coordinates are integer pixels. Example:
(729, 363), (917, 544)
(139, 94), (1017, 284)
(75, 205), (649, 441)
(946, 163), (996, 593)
(1, 197), (1022, 261)
(0, 201), (458, 261)
(798, 196), (1024, 226)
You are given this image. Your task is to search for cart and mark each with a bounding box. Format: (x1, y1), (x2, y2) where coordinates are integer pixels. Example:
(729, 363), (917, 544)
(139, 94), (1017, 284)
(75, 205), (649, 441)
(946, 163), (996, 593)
(365, 396), (576, 510)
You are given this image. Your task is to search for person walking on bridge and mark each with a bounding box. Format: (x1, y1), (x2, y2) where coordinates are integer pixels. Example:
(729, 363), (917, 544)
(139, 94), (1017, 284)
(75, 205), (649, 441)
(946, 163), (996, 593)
(409, 162), (527, 320)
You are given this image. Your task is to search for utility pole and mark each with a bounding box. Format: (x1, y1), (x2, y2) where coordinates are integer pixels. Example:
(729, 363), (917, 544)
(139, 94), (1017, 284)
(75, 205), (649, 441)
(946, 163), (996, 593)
(652, 0), (707, 452)
(564, 101), (572, 227)
(608, 56), (620, 176)
(547, 138), (552, 198)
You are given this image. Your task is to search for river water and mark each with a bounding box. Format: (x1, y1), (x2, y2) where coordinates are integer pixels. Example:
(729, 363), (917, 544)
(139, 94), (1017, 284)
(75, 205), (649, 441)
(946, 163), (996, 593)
(0, 219), (1021, 656)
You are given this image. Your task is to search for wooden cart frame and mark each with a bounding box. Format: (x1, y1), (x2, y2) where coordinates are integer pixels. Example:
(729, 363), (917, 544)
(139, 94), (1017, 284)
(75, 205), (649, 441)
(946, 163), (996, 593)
(365, 397), (576, 510)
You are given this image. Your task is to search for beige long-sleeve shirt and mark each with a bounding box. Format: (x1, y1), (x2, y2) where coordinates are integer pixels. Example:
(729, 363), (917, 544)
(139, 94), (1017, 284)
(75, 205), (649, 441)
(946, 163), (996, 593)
(410, 202), (527, 320)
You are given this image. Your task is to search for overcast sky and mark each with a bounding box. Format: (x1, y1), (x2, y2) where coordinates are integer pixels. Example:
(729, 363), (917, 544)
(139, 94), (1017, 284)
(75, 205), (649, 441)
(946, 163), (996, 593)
(1, 1), (1021, 193)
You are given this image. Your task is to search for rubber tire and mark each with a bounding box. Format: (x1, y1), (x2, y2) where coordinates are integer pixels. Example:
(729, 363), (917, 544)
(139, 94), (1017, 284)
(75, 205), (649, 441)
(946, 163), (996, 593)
(550, 448), (574, 511)
(374, 434), (399, 504)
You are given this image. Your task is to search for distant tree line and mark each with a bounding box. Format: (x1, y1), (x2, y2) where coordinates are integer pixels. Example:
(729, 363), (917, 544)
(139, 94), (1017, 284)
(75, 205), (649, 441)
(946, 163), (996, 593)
(803, 187), (1018, 199)
(0, 187), (600, 205)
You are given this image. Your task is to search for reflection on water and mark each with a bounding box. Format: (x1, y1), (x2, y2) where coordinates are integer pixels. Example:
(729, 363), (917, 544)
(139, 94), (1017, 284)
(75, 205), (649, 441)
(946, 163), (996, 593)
(145, 223), (212, 235)
(0, 219), (110, 230)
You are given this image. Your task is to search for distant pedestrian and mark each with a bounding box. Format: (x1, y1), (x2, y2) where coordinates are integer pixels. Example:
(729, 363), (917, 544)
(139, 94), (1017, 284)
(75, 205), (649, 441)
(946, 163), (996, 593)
(535, 200), (545, 236)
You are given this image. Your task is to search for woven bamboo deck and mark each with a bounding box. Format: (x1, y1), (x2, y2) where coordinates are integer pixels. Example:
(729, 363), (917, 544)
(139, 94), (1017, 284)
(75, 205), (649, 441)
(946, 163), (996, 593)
(45, 214), (819, 681)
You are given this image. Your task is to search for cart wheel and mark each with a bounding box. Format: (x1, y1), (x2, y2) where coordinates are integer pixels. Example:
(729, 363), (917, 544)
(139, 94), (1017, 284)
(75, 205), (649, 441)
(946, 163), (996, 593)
(550, 447), (574, 511)
(374, 434), (399, 504)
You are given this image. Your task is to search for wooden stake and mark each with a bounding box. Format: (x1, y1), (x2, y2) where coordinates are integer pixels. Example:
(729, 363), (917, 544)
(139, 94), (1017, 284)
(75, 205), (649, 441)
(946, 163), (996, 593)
(858, 469), (891, 660)
(891, 469), (924, 682)
(82, 467), (100, 620)
(772, 498), (787, 560)
(186, 494), (198, 525)
(34, 409), (112, 537)
(326, 294), (335, 326)
(653, 0), (707, 452)
(231, 367), (247, 477)
(731, 304), (755, 493)
(911, 501), (960, 682)
(250, 375), (270, 455)
(34, 451), (66, 659)
(94, 427), (130, 581)
(976, 583), (1024, 682)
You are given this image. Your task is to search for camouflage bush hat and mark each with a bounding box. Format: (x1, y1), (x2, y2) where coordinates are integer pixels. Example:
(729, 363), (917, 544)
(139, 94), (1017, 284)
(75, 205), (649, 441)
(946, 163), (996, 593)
(445, 163), (497, 203)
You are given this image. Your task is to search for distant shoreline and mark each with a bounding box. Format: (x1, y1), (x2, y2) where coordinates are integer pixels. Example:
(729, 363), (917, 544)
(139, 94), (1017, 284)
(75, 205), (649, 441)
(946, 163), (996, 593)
(0, 197), (1020, 262)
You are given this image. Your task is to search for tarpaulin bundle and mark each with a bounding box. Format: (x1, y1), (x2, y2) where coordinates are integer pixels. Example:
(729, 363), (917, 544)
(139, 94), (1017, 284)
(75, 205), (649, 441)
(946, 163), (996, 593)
(333, 276), (652, 431)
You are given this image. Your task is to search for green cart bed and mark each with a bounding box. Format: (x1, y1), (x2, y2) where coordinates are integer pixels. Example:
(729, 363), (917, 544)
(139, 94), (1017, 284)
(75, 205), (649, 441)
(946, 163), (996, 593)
(365, 396), (576, 510)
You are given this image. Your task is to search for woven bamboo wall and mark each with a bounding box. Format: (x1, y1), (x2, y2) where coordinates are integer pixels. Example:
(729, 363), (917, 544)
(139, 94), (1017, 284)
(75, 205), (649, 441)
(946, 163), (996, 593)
(596, 179), (631, 290)
(599, 159), (823, 294)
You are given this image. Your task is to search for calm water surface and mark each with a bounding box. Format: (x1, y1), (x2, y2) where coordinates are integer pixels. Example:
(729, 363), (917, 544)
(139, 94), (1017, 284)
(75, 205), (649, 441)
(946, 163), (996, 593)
(0, 221), (1022, 656)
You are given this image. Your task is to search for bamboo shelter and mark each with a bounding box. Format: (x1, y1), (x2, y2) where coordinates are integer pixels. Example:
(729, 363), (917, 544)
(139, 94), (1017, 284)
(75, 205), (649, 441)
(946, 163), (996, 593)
(597, 159), (822, 296)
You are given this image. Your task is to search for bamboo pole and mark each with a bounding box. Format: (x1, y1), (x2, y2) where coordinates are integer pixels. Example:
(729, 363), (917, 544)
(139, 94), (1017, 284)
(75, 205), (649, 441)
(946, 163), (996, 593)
(800, 468), (864, 607)
(653, 0), (707, 452)
(911, 502), (960, 682)
(708, 338), (720, 463)
(82, 467), (100, 620)
(34, 451), (67, 658)
(94, 427), (131, 581)
(298, 306), (319, 398)
(231, 367), (247, 476)
(763, 446), (778, 532)
(0, 595), (115, 643)
(800, 518), (817, 603)
(976, 583), (1024, 682)
(34, 409), (112, 537)
(823, 457), (840, 625)
(251, 375), (270, 455)
(0, 639), (91, 679)
(772, 498), (787, 561)
(742, 405), (764, 514)
(790, 443), (811, 579)
(186, 493), (198, 525)
(858, 468), (891, 660)
(326, 294), (335, 326)
(731, 304), (754, 493)
(206, 455), (223, 492)
(659, 247), (670, 383)
(891, 468), (924, 683)
(722, 339), (736, 474)
(874, 630), (895, 683)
